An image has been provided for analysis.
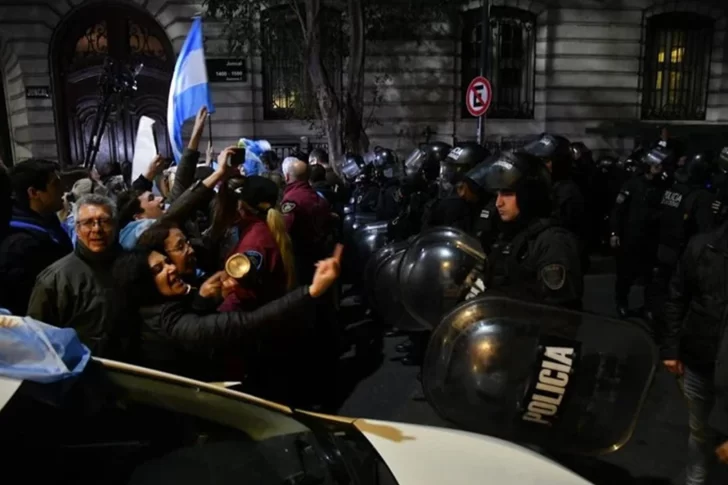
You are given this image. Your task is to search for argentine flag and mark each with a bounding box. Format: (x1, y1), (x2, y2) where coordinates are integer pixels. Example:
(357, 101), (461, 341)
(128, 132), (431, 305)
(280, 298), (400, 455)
(167, 17), (215, 162)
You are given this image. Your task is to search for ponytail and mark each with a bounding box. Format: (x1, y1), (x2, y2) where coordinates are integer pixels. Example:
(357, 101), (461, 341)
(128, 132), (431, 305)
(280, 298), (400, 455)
(266, 208), (297, 289)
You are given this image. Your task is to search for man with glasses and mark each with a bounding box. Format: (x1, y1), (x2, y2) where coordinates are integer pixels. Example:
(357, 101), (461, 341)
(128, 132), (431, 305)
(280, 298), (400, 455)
(27, 194), (132, 358)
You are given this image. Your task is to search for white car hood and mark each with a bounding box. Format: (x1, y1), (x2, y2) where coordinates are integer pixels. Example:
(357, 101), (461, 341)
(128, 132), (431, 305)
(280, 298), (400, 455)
(355, 420), (593, 485)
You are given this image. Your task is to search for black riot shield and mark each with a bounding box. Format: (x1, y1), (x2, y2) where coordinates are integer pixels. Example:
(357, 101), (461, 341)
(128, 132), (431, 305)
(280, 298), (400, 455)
(349, 221), (390, 282)
(364, 238), (428, 332)
(342, 213), (378, 282)
(422, 296), (657, 455)
(399, 226), (487, 329)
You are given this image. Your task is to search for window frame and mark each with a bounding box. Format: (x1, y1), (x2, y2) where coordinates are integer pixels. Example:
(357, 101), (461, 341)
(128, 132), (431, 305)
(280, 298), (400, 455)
(260, 5), (343, 121)
(640, 12), (714, 121)
(460, 6), (537, 120)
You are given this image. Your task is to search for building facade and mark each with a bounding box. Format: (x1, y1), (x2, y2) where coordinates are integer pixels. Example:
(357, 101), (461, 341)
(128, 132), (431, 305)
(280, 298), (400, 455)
(1, 0), (727, 170)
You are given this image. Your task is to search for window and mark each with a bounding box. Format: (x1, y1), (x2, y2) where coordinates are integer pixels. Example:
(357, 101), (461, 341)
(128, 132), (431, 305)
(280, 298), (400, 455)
(461, 6), (536, 119)
(641, 12), (713, 120)
(261, 6), (342, 120)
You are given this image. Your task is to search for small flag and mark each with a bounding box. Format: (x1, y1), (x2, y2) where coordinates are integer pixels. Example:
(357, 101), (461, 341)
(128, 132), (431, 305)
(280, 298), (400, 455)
(167, 17), (215, 163)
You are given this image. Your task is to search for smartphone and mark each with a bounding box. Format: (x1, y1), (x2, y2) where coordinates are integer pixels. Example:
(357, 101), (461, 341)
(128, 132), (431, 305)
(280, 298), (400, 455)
(227, 148), (245, 167)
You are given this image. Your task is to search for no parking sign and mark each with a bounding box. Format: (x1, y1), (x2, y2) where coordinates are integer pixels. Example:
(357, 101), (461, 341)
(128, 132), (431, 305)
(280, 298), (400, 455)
(466, 76), (492, 117)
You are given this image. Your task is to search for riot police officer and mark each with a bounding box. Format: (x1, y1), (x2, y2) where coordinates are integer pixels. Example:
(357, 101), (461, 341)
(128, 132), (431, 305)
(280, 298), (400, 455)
(478, 151), (583, 309)
(340, 152), (379, 214)
(423, 142), (490, 233)
(648, 151), (717, 338)
(522, 134), (586, 239)
(373, 147), (403, 221)
(610, 145), (672, 319)
(387, 142), (451, 242)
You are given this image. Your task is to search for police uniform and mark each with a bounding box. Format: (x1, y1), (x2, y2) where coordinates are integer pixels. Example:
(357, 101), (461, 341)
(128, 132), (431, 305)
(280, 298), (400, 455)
(218, 176), (289, 312)
(485, 219), (583, 309)
(281, 180), (334, 284)
(218, 217), (288, 312)
(646, 157), (717, 333)
(477, 150), (584, 310)
(610, 169), (666, 314)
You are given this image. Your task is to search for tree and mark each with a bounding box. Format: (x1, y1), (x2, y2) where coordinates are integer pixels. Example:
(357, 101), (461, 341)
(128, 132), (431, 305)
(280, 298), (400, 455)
(203, 0), (455, 169)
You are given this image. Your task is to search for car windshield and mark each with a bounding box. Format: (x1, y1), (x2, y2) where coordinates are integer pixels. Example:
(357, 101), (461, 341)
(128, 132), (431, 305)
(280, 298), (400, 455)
(0, 360), (397, 485)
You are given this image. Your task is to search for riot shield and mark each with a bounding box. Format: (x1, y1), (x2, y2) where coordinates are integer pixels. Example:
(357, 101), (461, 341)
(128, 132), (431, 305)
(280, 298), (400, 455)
(349, 221), (389, 281)
(364, 239), (429, 332)
(342, 213), (377, 282)
(399, 227), (487, 329)
(422, 296), (657, 455)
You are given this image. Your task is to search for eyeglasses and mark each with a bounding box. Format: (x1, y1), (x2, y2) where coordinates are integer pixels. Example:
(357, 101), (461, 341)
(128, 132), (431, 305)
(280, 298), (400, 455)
(167, 239), (192, 254)
(76, 218), (113, 230)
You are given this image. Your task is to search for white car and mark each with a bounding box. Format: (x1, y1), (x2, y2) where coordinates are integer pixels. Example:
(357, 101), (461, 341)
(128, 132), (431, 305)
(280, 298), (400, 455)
(0, 358), (592, 485)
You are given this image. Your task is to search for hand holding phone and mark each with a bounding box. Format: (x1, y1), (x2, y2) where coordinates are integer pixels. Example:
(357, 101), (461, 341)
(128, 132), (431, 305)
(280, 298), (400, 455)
(227, 148), (245, 168)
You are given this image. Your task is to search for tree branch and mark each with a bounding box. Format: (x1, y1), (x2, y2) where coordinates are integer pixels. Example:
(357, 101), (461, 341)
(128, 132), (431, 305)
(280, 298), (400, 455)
(287, 0), (308, 38)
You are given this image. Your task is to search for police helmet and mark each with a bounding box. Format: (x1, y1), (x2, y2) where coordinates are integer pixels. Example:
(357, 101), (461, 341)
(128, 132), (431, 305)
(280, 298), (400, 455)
(681, 152), (714, 185)
(373, 147), (400, 179)
(309, 148), (329, 166)
(522, 134), (572, 179)
(403, 141), (453, 182)
(641, 145), (675, 168)
(445, 142), (490, 168)
(483, 151), (552, 218)
(339, 152), (367, 182)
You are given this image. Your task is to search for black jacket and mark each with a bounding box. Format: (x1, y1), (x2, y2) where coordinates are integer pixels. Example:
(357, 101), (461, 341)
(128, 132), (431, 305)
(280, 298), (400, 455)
(662, 223), (728, 372)
(487, 218), (584, 310)
(0, 206), (73, 315)
(26, 242), (129, 358)
(610, 175), (665, 250)
(136, 286), (314, 381)
(552, 179), (586, 238)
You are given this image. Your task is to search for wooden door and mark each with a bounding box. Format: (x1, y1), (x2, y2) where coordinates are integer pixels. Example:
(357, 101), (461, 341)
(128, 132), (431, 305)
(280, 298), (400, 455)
(52, 4), (173, 172)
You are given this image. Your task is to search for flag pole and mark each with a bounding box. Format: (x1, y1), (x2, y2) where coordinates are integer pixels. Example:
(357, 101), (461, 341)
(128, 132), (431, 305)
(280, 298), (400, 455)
(207, 112), (213, 149)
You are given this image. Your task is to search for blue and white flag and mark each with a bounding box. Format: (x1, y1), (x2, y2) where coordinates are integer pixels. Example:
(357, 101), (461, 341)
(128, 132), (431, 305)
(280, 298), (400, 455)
(167, 17), (215, 163)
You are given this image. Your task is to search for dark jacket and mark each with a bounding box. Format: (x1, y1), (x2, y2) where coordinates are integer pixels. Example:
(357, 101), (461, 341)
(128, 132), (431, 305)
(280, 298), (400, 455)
(487, 218), (584, 310)
(0, 206), (73, 315)
(137, 286), (314, 381)
(662, 223), (728, 372)
(26, 242), (129, 358)
(552, 179), (586, 238)
(610, 175), (665, 251)
(657, 181), (716, 266)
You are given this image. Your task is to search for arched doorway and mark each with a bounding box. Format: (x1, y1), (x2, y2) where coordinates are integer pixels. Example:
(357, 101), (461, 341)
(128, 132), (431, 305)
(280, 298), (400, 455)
(0, 67), (13, 167)
(50, 2), (174, 171)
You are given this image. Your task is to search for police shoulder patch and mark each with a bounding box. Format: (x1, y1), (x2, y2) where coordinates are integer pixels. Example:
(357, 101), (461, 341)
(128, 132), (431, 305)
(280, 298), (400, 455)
(243, 250), (264, 270)
(541, 264), (566, 291)
(281, 201), (296, 214)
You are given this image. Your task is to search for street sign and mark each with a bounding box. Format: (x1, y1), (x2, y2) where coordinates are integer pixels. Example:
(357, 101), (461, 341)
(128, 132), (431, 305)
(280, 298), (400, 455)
(206, 58), (247, 83)
(466, 76), (492, 117)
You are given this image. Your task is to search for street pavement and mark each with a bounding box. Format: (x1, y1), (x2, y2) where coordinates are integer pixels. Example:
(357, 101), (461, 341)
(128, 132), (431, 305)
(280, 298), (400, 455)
(334, 270), (728, 485)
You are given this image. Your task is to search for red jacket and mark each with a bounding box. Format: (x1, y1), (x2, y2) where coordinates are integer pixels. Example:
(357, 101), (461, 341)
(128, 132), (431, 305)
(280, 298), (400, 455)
(218, 216), (287, 312)
(281, 181), (333, 282)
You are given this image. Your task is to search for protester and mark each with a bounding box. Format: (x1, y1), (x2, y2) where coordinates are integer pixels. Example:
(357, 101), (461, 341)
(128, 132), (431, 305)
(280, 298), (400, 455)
(26, 194), (130, 357)
(113, 244), (342, 387)
(116, 147), (237, 249)
(0, 159), (72, 315)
